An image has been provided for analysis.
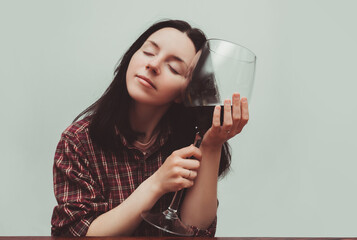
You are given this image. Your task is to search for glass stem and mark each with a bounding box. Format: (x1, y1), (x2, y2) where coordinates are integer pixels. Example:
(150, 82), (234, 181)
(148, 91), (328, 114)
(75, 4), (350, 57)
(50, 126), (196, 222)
(167, 131), (202, 213)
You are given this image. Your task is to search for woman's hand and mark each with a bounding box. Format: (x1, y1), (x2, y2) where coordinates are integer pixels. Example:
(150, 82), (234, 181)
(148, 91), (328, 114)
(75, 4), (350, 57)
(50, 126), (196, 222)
(201, 92), (249, 150)
(150, 145), (202, 196)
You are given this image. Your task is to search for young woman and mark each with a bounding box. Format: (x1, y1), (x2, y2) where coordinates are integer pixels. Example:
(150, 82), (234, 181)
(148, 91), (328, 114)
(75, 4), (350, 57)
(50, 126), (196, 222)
(51, 19), (249, 237)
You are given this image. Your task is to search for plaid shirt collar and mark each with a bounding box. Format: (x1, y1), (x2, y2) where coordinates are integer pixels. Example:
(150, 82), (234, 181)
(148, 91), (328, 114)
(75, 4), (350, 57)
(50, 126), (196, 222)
(114, 118), (173, 159)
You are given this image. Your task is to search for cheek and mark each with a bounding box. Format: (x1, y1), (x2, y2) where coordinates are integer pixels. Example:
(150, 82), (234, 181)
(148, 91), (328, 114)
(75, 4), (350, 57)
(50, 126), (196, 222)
(127, 56), (136, 71)
(126, 56), (140, 83)
(161, 77), (188, 97)
(127, 52), (143, 72)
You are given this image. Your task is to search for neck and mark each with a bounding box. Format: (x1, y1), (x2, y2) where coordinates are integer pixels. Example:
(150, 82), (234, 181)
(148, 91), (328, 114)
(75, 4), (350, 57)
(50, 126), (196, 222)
(129, 102), (170, 143)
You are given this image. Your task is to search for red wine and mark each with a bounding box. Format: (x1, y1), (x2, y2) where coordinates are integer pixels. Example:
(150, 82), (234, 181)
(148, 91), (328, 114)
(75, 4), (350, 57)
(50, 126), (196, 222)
(187, 105), (228, 134)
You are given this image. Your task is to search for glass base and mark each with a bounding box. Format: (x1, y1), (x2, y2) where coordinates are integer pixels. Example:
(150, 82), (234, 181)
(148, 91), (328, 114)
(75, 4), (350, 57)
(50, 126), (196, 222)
(141, 208), (194, 236)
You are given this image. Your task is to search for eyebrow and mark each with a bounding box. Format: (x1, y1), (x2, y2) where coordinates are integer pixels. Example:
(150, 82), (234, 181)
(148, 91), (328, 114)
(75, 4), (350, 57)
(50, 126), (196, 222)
(146, 40), (188, 67)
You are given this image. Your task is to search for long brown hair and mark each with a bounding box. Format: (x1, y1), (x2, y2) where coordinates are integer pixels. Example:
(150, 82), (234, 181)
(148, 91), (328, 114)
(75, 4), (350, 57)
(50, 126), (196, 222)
(74, 19), (231, 178)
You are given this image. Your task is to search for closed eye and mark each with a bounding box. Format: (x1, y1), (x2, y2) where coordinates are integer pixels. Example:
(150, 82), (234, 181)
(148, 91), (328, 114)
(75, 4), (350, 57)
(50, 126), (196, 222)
(143, 51), (154, 56)
(168, 65), (179, 75)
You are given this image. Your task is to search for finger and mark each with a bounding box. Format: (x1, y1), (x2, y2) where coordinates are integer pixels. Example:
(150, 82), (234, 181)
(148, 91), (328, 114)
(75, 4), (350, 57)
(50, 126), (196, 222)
(173, 145), (202, 160)
(222, 99), (233, 132)
(189, 170), (197, 179)
(236, 97), (249, 133)
(231, 93), (241, 132)
(180, 178), (194, 190)
(180, 159), (200, 170)
(212, 105), (221, 128)
(181, 169), (198, 180)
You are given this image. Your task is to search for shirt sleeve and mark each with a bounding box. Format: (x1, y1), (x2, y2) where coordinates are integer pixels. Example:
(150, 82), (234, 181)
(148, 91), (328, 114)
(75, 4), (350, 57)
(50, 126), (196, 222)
(191, 215), (217, 237)
(178, 189), (218, 237)
(51, 132), (108, 236)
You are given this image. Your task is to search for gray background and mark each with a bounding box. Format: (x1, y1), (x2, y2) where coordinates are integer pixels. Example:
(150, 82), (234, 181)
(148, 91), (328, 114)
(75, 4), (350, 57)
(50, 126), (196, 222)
(1, 0), (356, 236)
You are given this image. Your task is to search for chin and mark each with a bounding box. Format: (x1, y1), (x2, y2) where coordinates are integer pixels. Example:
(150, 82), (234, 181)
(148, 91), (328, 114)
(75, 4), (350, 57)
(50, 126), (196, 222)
(128, 90), (156, 105)
(131, 94), (173, 109)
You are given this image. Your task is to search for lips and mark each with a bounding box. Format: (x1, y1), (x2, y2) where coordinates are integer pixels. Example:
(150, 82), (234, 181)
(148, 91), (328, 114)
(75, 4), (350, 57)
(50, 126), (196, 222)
(136, 75), (156, 89)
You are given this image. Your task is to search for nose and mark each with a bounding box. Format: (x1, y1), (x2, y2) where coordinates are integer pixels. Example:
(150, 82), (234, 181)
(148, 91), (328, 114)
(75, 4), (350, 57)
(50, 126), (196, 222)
(146, 59), (161, 75)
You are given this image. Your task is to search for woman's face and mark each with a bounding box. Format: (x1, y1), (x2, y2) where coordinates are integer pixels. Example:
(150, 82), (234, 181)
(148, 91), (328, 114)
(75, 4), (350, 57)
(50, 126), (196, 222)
(126, 27), (196, 108)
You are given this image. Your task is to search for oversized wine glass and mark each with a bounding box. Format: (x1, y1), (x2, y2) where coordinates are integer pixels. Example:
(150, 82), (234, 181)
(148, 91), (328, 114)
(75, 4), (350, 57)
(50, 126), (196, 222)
(141, 39), (256, 236)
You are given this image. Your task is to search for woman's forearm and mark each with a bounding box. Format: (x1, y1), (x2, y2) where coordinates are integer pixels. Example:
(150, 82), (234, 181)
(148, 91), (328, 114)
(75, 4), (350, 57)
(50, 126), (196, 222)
(180, 144), (222, 229)
(86, 176), (162, 236)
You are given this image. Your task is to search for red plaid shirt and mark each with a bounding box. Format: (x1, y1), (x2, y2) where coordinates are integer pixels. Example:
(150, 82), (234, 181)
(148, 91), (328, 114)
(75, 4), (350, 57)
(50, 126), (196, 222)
(51, 117), (216, 236)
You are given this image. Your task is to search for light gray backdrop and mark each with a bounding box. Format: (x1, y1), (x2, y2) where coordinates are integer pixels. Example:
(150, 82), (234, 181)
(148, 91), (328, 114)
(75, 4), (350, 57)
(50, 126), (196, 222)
(0, 0), (356, 236)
